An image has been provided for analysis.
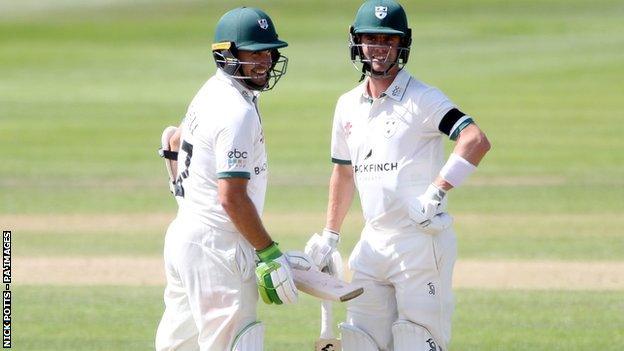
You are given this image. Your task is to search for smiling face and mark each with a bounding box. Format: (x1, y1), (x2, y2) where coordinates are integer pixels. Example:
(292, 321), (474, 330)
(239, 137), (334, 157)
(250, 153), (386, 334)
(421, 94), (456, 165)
(359, 33), (401, 75)
(237, 49), (272, 87)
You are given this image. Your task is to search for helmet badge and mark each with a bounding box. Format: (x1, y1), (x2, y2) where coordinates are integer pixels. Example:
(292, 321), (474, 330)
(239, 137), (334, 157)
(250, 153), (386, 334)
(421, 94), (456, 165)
(374, 6), (388, 19)
(258, 19), (269, 30)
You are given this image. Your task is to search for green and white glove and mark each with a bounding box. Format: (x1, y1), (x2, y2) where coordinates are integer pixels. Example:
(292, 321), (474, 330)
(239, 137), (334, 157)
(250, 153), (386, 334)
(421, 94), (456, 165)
(255, 242), (298, 305)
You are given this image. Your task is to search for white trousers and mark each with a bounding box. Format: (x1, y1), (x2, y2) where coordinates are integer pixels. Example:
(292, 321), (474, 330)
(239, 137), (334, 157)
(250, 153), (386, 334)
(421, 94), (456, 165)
(155, 216), (259, 351)
(346, 225), (457, 351)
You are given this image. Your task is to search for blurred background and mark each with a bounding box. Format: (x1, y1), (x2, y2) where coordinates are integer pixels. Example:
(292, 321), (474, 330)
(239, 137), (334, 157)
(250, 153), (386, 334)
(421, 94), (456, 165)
(1, 0), (623, 349)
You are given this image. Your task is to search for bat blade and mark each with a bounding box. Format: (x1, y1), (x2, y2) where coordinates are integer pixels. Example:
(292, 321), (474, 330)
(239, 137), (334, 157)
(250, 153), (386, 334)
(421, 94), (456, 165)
(292, 268), (363, 302)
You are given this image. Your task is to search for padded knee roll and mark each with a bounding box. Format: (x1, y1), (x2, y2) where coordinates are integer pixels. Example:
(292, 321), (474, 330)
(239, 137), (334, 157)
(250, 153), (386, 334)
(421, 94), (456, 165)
(231, 321), (264, 351)
(392, 320), (441, 351)
(339, 323), (378, 351)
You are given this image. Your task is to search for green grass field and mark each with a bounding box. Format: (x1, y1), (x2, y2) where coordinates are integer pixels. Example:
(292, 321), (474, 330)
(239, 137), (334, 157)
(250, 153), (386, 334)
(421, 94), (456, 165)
(2, 0), (624, 350)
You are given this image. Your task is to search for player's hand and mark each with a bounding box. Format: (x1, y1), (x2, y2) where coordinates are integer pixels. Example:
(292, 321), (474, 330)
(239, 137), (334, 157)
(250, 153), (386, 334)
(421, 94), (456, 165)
(255, 242), (298, 305)
(322, 250), (343, 279)
(409, 184), (452, 234)
(419, 212), (453, 234)
(304, 229), (340, 271)
(283, 250), (315, 271)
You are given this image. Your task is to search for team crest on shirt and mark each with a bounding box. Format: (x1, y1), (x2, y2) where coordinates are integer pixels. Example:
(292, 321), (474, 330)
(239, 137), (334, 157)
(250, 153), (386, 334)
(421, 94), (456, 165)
(375, 6), (388, 19)
(343, 121), (353, 139)
(384, 117), (398, 138)
(258, 19), (269, 30)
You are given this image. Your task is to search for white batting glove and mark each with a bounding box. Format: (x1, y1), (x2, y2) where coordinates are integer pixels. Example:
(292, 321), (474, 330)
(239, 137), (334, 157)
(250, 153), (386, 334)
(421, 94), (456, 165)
(304, 229), (340, 270)
(409, 184), (452, 234)
(421, 212), (454, 234)
(323, 250), (343, 279)
(284, 250), (315, 271)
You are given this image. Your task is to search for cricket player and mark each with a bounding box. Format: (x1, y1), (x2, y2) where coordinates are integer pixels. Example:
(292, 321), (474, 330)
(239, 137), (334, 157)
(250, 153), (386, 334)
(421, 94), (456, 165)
(304, 1), (491, 350)
(155, 7), (301, 351)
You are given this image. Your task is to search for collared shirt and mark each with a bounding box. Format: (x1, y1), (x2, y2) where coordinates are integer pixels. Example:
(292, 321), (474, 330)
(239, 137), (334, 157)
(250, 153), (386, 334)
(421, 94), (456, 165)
(176, 69), (267, 232)
(331, 69), (463, 231)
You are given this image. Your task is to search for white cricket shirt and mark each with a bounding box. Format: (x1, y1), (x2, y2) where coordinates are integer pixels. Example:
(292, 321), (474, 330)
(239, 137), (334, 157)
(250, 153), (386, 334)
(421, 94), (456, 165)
(331, 69), (470, 231)
(175, 69), (268, 232)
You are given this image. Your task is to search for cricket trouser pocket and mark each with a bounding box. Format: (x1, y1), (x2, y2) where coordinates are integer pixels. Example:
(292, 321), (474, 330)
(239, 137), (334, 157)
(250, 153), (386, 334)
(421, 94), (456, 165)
(234, 238), (257, 281)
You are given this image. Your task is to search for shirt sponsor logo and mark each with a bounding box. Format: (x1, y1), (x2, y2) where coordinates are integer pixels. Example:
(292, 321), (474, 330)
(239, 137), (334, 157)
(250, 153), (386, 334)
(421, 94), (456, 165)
(227, 148), (248, 167)
(353, 162), (398, 173)
(254, 162), (267, 175)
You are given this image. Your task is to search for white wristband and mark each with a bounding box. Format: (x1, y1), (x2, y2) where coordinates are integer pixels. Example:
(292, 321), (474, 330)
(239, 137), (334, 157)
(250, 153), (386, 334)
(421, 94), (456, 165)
(439, 153), (477, 188)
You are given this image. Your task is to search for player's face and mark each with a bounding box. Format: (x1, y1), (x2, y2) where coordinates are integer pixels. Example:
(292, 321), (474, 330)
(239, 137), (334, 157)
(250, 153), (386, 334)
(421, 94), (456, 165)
(238, 50), (272, 87)
(360, 34), (401, 73)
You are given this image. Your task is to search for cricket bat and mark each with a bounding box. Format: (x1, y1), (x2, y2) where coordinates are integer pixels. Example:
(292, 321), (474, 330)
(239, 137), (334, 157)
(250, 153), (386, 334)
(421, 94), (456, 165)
(292, 268), (363, 302)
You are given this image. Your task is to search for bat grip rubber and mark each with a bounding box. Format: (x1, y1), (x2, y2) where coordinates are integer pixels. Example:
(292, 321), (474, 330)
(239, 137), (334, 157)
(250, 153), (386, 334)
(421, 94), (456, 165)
(320, 299), (333, 339)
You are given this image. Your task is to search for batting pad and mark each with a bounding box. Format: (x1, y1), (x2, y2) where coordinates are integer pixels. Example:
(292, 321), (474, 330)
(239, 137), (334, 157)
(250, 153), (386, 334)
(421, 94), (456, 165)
(392, 320), (440, 351)
(339, 322), (378, 351)
(231, 321), (264, 351)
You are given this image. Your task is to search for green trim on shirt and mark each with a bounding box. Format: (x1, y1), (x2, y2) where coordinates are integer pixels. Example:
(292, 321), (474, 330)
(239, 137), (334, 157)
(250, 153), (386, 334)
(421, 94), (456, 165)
(450, 118), (474, 141)
(331, 158), (352, 165)
(217, 171), (251, 179)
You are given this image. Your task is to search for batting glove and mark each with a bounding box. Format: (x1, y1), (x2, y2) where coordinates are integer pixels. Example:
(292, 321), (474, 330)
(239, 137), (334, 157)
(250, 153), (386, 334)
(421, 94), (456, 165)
(304, 229), (340, 271)
(255, 242), (298, 305)
(409, 184), (453, 234)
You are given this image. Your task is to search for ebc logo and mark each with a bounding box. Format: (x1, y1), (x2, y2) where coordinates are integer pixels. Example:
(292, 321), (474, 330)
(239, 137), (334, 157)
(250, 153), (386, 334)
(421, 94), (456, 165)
(227, 149), (248, 159)
(227, 149), (248, 167)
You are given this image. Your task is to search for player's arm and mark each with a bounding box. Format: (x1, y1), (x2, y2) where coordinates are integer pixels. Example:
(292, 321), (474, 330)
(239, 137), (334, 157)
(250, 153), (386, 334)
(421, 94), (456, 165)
(433, 123), (490, 192)
(306, 99), (354, 269)
(159, 124), (182, 186)
(325, 163), (355, 233)
(168, 127), (182, 178)
(410, 95), (491, 230)
(305, 163), (354, 270)
(218, 176), (298, 305)
(218, 177), (273, 250)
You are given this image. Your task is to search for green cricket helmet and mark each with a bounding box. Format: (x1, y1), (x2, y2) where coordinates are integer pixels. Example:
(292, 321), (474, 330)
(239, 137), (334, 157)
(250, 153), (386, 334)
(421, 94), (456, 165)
(349, 0), (412, 79)
(212, 7), (288, 91)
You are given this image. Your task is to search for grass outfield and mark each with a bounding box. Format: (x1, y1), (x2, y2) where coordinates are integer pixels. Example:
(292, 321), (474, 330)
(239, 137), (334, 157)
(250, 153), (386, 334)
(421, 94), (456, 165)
(13, 212), (624, 260)
(1, 0), (623, 215)
(15, 286), (624, 350)
(2, 0), (624, 350)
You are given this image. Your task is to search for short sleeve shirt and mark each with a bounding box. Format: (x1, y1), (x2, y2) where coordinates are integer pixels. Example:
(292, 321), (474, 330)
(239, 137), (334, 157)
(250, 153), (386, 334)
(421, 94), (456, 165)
(331, 69), (470, 231)
(176, 70), (267, 231)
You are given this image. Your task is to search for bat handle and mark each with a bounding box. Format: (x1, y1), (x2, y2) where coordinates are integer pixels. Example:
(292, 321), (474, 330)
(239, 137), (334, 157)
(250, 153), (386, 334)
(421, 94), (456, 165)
(320, 299), (334, 339)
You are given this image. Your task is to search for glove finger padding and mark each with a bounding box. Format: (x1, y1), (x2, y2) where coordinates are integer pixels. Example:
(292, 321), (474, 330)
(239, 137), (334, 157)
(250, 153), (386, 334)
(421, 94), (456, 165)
(256, 261), (281, 304)
(323, 250), (343, 279)
(419, 213), (453, 235)
(284, 250), (314, 271)
(272, 256), (298, 304)
(256, 256), (298, 305)
(304, 233), (327, 268)
(304, 230), (340, 270)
